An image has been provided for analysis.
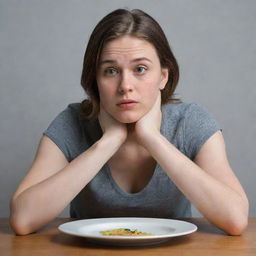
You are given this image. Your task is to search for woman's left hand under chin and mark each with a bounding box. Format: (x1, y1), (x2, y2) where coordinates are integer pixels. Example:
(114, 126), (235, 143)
(135, 91), (162, 145)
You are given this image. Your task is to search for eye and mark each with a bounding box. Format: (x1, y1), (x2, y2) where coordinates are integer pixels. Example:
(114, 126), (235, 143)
(135, 65), (147, 74)
(104, 67), (118, 76)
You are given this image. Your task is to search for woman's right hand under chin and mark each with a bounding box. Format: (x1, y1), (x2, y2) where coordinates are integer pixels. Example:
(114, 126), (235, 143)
(98, 105), (128, 144)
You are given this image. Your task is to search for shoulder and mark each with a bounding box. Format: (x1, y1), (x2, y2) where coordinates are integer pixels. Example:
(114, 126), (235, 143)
(162, 102), (210, 118)
(61, 102), (83, 121)
(44, 103), (84, 136)
(49, 102), (92, 129)
(43, 103), (88, 161)
(162, 102), (218, 125)
(162, 102), (221, 160)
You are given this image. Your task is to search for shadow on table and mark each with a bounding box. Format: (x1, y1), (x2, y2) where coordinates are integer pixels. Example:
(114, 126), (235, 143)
(50, 233), (192, 249)
(188, 218), (226, 235)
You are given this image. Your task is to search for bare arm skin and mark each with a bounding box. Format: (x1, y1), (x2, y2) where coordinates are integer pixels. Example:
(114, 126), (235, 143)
(135, 93), (249, 235)
(10, 108), (127, 235)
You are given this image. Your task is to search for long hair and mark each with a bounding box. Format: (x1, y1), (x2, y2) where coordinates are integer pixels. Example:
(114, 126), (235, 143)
(80, 9), (180, 119)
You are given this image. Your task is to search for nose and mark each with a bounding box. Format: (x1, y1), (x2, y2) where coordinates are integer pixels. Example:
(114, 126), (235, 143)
(118, 72), (133, 94)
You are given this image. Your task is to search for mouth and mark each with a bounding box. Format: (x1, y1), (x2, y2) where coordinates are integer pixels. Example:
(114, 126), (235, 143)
(117, 99), (138, 109)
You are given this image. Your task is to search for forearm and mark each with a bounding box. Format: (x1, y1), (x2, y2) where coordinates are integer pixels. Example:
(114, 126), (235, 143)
(10, 134), (122, 235)
(142, 133), (248, 235)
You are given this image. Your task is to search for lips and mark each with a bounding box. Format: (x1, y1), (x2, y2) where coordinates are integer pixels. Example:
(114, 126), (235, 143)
(117, 99), (138, 109)
(117, 99), (138, 105)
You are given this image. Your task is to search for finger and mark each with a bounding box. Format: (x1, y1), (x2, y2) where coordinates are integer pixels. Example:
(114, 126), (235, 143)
(154, 91), (161, 109)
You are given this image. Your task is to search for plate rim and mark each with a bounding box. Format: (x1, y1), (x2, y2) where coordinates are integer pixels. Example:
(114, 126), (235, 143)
(58, 217), (197, 241)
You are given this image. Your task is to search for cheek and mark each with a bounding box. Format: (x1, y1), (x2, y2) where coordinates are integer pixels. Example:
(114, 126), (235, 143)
(141, 80), (160, 103)
(97, 82), (112, 102)
(143, 71), (163, 90)
(97, 83), (117, 115)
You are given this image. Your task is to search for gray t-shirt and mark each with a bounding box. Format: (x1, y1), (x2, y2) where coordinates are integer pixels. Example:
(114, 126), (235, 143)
(43, 102), (220, 219)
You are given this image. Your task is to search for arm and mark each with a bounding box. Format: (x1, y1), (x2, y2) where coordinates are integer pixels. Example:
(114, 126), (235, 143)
(10, 108), (127, 235)
(135, 94), (249, 235)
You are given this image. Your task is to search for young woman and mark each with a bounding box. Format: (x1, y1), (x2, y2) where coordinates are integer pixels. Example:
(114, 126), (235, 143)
(10, 9), (248, 236)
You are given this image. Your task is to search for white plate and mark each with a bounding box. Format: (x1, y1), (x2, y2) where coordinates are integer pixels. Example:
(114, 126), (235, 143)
(58, 217), (197, 246)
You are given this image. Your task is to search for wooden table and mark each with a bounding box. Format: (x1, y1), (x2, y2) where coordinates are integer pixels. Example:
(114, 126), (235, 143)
(0, 218), (255, 256)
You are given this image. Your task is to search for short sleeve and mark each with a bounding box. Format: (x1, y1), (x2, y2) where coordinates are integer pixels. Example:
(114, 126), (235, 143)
(43, 104), (82, 162)
(183, 103), (221, 160)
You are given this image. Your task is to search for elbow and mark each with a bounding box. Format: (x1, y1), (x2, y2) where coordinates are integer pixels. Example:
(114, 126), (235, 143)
(225, 205), (249, 236)
(224, 196), (249, 236)
(9, 204), (35, 235)
(9, 200), (32, 235)
(9, 196), (37, 235)
(9, 215), (35, 235)
(213, 199), (249, 236)
(225, 217), (248, 236)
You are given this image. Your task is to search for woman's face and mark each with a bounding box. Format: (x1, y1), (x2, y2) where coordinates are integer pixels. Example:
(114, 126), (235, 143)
(96, 35), (168, 123)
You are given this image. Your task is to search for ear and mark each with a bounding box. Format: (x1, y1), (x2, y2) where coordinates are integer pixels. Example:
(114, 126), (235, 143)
(159, 68), (169, 90)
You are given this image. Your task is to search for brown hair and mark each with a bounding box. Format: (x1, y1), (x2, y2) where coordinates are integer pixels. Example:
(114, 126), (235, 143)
(80, 8), (180, 119)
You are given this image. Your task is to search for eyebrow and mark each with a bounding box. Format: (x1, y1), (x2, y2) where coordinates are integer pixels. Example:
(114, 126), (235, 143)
(99, 57), (152, 66)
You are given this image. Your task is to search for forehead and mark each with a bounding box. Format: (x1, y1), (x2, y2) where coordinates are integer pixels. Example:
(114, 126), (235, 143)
(100, 35), (159, 60)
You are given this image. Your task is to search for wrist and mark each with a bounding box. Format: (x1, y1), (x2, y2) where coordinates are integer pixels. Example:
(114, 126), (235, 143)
(138, 129), (162, 148)
(100, 132), (126, 148)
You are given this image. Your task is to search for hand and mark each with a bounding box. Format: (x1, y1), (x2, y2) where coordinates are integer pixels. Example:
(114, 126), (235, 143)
(135, 91), (162, 145)
(98, 105), (127, 144)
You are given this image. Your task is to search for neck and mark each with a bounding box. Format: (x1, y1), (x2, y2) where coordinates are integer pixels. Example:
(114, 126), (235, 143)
(125, 123), (137, 144)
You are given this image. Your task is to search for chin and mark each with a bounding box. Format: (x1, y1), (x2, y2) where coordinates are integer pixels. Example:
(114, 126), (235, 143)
(114, 113), (142, 124)
(116, 117), (139, 124)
